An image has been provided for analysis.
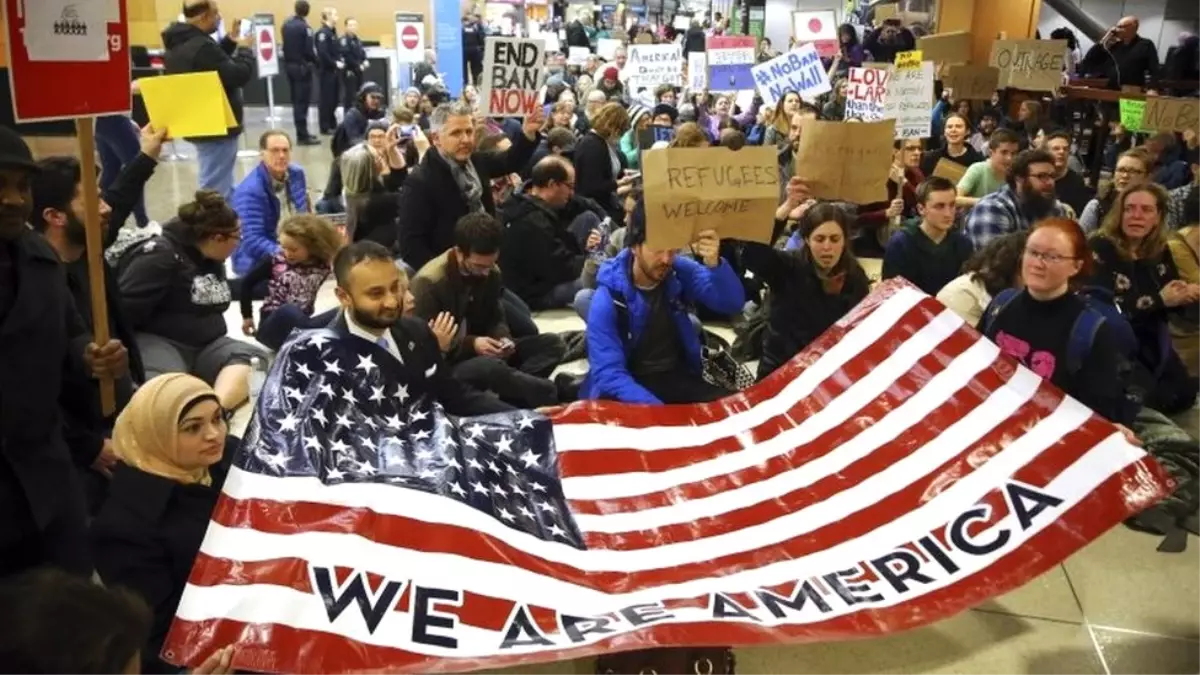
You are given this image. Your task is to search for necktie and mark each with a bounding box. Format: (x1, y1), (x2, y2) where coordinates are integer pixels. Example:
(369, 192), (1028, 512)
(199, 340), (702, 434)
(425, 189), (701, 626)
(376, 336), (389, 349)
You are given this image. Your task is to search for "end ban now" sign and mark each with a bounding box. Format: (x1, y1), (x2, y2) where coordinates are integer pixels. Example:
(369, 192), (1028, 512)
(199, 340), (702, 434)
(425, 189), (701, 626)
(481, 37), (545, 119)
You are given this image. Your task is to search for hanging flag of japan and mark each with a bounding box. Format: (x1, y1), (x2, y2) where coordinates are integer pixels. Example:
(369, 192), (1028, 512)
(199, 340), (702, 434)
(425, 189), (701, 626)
(161, 280), (1172, 674)
(793, 10), (840, 58)
(706, 35), (758, 92)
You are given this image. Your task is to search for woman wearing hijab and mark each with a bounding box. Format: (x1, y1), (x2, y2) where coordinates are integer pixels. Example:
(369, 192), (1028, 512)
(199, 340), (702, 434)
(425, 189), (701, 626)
(91, 374), (239, 674)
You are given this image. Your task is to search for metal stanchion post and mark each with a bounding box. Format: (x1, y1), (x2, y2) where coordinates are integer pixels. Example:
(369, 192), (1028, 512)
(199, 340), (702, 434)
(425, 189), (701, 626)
(264, 75), (280, 128)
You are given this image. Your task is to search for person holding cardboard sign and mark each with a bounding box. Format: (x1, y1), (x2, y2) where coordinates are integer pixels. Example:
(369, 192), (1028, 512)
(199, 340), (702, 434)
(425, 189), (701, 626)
(578, 197), (745, 406)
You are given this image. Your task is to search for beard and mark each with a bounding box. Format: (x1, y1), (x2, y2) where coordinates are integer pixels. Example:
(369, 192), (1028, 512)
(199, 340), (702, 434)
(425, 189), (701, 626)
(351, 304), (399, 331)
(1020, 184), (1059, 217)
(66, 211), (89, 248)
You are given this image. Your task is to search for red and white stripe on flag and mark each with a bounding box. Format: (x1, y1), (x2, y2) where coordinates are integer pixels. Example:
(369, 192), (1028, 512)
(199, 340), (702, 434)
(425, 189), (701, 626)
(161, 280), (1172, 674)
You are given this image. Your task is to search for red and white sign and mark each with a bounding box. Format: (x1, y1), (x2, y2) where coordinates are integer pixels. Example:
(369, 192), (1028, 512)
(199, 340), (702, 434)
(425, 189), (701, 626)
(4, 0), (131, 122)
(394, 12), (425, 64)
(792, 10), (839, 59)
(254, 14), (279, 79)
(480, 37), (544, 118)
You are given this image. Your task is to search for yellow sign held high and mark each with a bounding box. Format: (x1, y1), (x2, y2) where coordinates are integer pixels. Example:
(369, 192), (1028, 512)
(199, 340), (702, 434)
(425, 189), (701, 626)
(137, 72), (236, 138)
(894, 50), (923, 70)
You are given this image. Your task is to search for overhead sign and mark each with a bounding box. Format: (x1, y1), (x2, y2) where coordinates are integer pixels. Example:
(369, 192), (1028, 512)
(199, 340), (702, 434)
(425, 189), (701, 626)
(4, 0), (132, 122)
(480, 37), (545, 118)
(845, 66), (889, 121)
(751, 43), (831, 107)
(253, 14), (278, 79)
(394, 12), (425, 64)
(792, 10), (839, 59)
(707, 35), (757, 92)
(625, 43), (683, 92)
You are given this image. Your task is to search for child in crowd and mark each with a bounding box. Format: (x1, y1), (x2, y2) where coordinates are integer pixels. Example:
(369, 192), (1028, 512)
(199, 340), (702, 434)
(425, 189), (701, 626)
(239, 214), (344, 351)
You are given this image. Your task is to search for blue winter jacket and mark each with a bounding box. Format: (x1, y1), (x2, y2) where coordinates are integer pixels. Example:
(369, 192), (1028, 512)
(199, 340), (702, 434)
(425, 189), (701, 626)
(579, 248), (746, 404)
(230, 162), (309, 276)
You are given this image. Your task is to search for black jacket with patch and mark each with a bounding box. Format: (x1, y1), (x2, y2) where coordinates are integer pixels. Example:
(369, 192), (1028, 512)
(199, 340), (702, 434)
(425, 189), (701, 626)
(115, 219), (233, 348)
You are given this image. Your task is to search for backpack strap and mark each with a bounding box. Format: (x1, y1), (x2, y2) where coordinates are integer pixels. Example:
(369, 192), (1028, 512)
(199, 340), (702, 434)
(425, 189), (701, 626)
(1065, 307), (1106, 376)
(980, 287), (1021, 336)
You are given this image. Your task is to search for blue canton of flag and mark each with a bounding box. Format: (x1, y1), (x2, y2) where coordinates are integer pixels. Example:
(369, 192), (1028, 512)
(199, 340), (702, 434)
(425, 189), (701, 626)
(238, 329), (586, 549)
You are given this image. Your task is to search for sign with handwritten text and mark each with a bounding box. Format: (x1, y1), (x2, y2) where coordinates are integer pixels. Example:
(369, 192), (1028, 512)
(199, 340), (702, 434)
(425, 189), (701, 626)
(883, 60), (934, 139)
(989, 39), (1067, 92)
(845, 66), (889, 121)
(750, 43), (832, 107)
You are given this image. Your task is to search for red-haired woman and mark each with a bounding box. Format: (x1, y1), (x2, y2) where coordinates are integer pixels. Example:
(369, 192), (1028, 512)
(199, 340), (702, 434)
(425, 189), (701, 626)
(979, 218), (1136, 435)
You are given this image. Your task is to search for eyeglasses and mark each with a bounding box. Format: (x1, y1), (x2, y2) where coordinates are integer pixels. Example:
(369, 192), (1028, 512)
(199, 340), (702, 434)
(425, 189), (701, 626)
(1024, 248), (1076, 264)
(1028, 172), (1057, 181)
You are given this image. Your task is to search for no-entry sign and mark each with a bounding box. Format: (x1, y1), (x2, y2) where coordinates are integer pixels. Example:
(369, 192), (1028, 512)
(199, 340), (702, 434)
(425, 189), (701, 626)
(4, 0), (131, 122)
(394, 12), (425, 64)
(254, 14), (278, 79)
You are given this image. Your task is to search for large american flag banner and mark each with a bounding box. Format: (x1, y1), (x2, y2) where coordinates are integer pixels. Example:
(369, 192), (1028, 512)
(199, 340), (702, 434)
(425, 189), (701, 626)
(162, 280), (1172, 673)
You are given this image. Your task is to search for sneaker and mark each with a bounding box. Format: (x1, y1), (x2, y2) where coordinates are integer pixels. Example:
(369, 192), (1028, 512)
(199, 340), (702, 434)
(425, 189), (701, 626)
(298, 136), (322, 146)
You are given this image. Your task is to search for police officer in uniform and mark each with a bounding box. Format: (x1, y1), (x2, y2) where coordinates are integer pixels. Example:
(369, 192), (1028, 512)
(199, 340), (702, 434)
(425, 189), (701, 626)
(339, 17), (368, 110)
(282, 1), (320, 145)
(315, 6), (343, 135)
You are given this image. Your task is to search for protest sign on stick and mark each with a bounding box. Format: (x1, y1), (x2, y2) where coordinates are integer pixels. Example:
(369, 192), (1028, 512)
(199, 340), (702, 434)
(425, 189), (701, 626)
(642, 147), (779, 251)
(481, 37), (545, 118)
(845, 66), (890, 121)
(795, 119), (895, 204)
(751, 43), (831, 107)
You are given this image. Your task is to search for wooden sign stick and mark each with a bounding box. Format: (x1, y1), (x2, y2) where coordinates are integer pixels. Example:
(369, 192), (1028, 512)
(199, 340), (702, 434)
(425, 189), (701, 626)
(75, 117), (116, 416)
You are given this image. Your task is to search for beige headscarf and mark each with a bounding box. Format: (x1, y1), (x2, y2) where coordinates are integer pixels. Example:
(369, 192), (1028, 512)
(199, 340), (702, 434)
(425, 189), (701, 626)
(112, 373), (220, 487)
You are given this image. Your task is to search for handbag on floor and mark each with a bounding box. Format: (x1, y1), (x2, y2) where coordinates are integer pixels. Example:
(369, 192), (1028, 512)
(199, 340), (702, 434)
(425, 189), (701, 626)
(595, 646), (735, 675)
(700, 329), (755, 392)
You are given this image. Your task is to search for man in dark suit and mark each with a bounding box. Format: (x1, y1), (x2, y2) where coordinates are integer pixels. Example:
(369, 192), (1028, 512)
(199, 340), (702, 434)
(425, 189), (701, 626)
(0, 129), (129, 578)
(282, 0), (321, 145)
(396, 102), (544, 271)
(329, 241), (514, 417)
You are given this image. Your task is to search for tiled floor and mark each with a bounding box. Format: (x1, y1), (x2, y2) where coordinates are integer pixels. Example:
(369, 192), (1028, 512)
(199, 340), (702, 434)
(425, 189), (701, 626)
(41, 111), (1200, 674)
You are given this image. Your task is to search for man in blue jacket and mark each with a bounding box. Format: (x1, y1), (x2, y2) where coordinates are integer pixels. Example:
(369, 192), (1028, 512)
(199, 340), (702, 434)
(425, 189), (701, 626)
(230, 130), (310, 276)
(580, 199), (745, 405)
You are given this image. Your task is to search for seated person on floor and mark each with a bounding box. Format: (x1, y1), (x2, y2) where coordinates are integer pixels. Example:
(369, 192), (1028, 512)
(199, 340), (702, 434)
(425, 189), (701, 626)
(115, 190), (267, 410)
(411, 213), (568, 409)
(90, 373), (240, 675)
(745, 191), (871, 381)
(882, 176), (974, 297)
(230, 130), (310, 277)
(965, 149), (1067, 249)
(239, 214), (344, 351)
(329, 241), (514, 416)
(937, 231), (1027, 328)
(499, 155), (608, 311)
(316, 81), (389, 213)
(579, 198), (745, 405)
(1087, 183), (1200, 416)
(1166, 188), (1199, 376)
(957, 127), (1021, 210)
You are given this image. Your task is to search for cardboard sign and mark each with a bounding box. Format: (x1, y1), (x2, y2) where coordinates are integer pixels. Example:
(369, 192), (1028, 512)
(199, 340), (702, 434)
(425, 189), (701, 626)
(863, 61), (893, 70)
(634, 33), (654, 45)
(795, 119), (895, 204)
(989, 39), (1067, 92)
(688, 52), (707, 91)
(751, 43), (832, 107)
(883, 60), (935, 139)
(933, 157), (967, 183)
(845, 67), (890, 121)
(481, 37), (545, 118)
(707, 35), (758, 92)
(1141, 97), (1199, 133)
(568, 46), (590, 66)
(626, 44), (683, 91)
(874, 3), (899, 21)
(642, 147), (779, 251)
(916, 31), (972, 65)
(792, 10), (839, 58)
(1119, 99), (1146, 132)
(945, 65), (1000, 100)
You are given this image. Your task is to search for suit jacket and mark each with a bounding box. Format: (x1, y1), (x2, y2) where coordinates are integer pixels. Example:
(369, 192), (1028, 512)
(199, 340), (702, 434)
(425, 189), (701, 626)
(327, 313), (514, 416)
(0, 231), (93, 529)
(396, 131), (538, 270)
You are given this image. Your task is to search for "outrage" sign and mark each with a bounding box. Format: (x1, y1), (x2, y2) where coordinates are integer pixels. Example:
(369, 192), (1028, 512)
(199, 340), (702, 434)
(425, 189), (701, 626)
(481, 37), (545, 118)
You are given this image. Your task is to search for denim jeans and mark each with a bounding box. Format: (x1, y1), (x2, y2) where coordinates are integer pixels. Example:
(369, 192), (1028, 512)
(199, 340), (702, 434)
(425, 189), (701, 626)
(194, 136), (240, 201)
(95, 115), (149, 227)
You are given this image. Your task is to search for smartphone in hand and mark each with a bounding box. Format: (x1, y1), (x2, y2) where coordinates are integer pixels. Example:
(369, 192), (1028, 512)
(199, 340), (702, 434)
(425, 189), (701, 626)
(239, 19), (254, 38)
